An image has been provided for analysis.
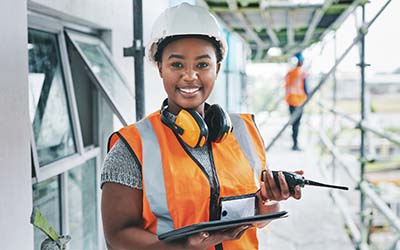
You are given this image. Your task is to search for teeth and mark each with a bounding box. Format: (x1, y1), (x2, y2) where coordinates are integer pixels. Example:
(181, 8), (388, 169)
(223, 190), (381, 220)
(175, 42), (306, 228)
(179, 87), (200, 94)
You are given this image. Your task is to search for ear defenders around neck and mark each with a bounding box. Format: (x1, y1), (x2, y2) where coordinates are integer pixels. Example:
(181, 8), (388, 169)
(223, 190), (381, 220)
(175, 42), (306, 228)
(160, 100), (233, 148)
(204, 104), (233, 143)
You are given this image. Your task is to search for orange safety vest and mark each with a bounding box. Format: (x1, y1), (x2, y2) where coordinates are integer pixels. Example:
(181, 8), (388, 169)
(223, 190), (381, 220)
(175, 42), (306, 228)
(285, 66), (307, 106)
(108, 111), (267, 250)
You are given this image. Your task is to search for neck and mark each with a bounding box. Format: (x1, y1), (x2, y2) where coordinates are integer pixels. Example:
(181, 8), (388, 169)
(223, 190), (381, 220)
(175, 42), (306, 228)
(167, 101), (205, 117)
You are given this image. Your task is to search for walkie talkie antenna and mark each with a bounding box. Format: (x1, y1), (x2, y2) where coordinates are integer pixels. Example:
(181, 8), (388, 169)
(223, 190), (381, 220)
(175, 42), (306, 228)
(268, 170), (350, 194)
(305, 180), (349, 190)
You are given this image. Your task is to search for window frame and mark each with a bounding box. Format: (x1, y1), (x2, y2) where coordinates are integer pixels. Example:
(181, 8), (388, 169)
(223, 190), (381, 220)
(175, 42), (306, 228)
(28, 11), (104, 250)
(65, 29), (135, 126)
(28, 15), (86, 180)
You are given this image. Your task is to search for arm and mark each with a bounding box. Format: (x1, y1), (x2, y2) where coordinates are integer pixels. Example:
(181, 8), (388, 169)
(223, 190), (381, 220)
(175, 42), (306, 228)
(102, 183), (184, 250)
(303, 77), (309, 96)
(102, 183), (250, 250)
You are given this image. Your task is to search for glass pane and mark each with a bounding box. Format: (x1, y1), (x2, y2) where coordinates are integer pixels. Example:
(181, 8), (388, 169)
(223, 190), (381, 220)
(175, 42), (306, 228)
(67, 40), (99, 147)
(32, 177), (61, 250)
(28, 29), (76, 166)
(67, 32), (135, 125)
(67, 158), (98, 250)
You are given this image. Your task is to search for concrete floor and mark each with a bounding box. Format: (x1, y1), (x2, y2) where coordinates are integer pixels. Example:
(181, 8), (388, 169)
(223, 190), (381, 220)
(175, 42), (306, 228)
(256, 117), (355, 250)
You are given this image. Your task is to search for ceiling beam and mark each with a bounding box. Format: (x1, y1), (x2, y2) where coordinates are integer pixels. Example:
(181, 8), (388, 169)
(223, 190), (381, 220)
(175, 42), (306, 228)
(261, 2), (322, 10)
(318, 0), (363, 41)
(200, 0), (256, 59)
(260, 0), (279, 46)
(286, 9), (294, 48)
(302, 0), (334, 46)
(226, 0), (264, 47)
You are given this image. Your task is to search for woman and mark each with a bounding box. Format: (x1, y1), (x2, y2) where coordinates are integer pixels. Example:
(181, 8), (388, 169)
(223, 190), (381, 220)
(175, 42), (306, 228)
(101, 3), (302, 250)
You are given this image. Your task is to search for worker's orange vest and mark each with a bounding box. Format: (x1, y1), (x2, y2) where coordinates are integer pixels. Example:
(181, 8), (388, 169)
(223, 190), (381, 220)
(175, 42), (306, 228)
(108, 111), (266, 250)
(285, 66), (307, 106)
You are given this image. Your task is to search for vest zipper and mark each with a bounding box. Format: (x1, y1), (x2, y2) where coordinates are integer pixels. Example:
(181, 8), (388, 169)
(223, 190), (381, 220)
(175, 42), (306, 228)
(173, 136), (219, 216)
(207, 144), (223, 250)
(173, 134), (223, 249)
(207, 144), (221, 221)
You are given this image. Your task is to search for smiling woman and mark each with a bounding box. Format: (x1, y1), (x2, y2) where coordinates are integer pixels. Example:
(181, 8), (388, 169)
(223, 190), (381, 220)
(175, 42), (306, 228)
(158, 37), (220, 115)
(100, 3), (303, 250)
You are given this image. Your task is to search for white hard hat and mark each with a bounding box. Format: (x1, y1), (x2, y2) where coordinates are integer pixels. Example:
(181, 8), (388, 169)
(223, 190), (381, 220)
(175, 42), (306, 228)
(147, 2), (227, 64)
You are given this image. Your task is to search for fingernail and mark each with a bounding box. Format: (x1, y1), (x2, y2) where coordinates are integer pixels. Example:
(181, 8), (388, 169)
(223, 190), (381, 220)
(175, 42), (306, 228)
(201, 231), (209, 238)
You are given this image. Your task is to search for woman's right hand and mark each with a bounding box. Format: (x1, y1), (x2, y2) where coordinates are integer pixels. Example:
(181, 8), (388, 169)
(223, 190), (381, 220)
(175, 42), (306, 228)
(183, 225), (250, 250)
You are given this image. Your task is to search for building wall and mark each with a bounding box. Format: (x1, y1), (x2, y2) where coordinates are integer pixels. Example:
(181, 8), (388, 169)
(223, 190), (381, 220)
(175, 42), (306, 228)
(143, 1), (170, 114)
(0, 0), (33, 249)
(0, 1), (249, 248)
(29, 0), (172, 118)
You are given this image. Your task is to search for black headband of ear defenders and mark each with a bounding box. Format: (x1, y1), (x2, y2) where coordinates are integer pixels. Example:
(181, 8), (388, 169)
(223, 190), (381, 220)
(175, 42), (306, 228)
(154, 34), (223, 63)
(161, 98), (211, 114)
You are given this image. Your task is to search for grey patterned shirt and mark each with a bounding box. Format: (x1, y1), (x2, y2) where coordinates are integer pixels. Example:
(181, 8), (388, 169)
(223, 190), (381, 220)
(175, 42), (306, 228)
(101, 113), (213, 189)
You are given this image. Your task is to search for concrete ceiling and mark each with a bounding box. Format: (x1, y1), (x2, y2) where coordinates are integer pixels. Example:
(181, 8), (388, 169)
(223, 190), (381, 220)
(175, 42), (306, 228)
(200, 0), (361, 62)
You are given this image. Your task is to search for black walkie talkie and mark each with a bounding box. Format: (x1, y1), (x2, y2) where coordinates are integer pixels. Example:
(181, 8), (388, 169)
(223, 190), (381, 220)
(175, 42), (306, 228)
(262, 170), (349, 194)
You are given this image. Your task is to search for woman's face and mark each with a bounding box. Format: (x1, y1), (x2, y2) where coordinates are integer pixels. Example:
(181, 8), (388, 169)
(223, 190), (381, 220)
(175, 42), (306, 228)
(158, 37), (221, 116)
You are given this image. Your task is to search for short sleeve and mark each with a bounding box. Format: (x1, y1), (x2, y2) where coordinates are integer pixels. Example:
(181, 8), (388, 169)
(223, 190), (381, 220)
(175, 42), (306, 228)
(101, 139), (142, 189)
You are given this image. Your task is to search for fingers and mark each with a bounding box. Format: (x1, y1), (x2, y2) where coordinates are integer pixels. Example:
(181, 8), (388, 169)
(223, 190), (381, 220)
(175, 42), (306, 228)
(292, 170), (303, 200)
(292, 185), (302, 200)
(222, 225), (250, 240)
(191, 225), (250, 248)
(264, 170), (279, 199)
(294, 169), (304, 175)
(277, 171), (290, 199)
(261, 170), (304, 201)
(262, 171), (274, 199)
(234, 226), (249, 239)
(200, 231), (209, 239)
(260, 181), (268, 202)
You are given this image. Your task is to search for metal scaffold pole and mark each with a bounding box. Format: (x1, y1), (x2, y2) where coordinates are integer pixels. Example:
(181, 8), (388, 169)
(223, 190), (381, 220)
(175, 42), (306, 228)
(332, 31), (338, 183)
(124, 0), (145, 121)
(264, 0), (393, 153)
(358, 2), (369, 248)
(133, 0), (145, 120)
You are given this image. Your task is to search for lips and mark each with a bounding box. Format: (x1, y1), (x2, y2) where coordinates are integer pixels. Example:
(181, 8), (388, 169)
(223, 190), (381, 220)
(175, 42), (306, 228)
(177, 86), (201, 95)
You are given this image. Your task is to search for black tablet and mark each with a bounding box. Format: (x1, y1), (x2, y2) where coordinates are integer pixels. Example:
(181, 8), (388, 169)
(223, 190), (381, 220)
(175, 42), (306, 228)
(158, 210), (288, 241)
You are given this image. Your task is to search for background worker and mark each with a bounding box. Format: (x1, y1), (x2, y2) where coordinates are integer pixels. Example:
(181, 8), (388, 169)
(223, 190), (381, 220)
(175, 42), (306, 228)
(101, 3), (303, 250)
(285, 52), (309, 151)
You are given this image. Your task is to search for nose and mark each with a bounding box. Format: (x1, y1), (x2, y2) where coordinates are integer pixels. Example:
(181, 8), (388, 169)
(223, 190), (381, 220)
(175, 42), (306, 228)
(182, 67), (198, 81)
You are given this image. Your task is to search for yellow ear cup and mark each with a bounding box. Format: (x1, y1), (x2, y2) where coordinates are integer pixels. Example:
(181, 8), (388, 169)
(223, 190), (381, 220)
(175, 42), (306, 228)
(175, 109), (208, 148)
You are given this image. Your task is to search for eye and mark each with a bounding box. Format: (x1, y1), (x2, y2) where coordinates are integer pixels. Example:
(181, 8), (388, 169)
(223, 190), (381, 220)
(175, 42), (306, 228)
(171, 62), (184, 69)
(197, 62), (209, 69)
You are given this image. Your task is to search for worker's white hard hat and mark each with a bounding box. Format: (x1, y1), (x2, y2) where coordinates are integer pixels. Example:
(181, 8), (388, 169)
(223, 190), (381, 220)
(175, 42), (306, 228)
(147, 2), (227, 64)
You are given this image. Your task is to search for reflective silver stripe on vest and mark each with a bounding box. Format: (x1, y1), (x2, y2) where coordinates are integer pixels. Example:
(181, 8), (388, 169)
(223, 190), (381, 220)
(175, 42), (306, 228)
(230, 114), (262, 183)
(135, 118), (174, 235)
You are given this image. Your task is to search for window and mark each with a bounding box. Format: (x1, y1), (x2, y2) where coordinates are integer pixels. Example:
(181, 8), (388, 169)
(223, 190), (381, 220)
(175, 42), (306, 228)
(32, 176), (61, 250)
(67, 39), (99, 148)
(28, 20), (103, 249)
(67, 159), (98, 250)
(66, 30), (135, 126)
(28, 29), (76, 166)
(29, 12), (133, 249)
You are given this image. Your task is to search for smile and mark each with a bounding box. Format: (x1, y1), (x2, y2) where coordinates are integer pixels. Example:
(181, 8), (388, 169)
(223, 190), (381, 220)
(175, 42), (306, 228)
(178, 87), (201, 94)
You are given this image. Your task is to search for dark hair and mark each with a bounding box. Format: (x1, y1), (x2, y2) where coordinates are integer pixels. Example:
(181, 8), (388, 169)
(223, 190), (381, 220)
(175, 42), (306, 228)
(154, 34), (223, 63)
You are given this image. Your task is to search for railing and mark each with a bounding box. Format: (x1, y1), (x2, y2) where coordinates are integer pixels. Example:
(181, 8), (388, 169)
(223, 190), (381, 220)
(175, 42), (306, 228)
(311, 101), (400, 250)
(262, 0), (399, 249)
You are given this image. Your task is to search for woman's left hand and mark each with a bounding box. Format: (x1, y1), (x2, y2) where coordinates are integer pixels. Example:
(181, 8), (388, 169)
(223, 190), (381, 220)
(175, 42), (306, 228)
(259, 169), (304, 201)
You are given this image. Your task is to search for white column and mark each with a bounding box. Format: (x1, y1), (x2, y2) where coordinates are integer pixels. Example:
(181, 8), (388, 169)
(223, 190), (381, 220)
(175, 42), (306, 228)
(0, 0), (33, 249)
